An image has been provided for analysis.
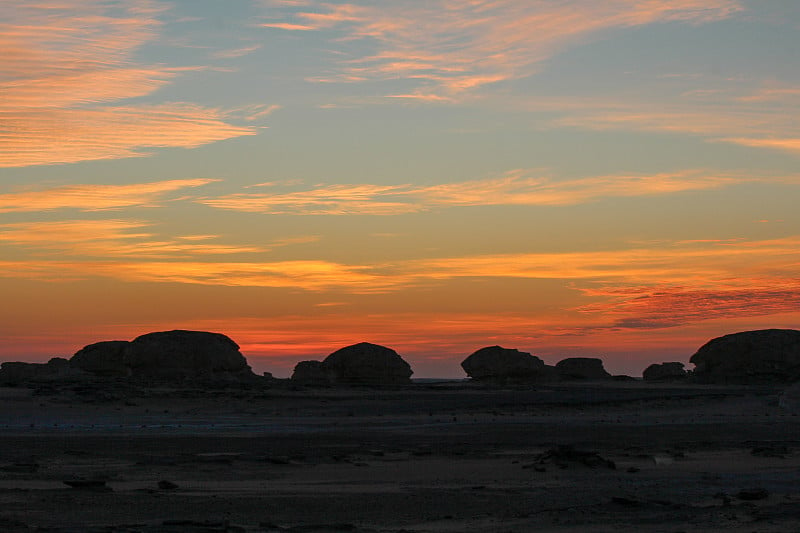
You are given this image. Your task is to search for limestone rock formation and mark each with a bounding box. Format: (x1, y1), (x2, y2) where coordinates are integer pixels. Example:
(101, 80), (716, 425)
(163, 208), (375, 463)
(461, 346), (551, 383)
(71, 341), (131, 377)
(643, 362), (687, 382)
(690, 329), (800, 384)
(555, 357), (611, 381)
(125, 330), (251, 379)
(291, 360), (333, 385)
(0, 357), (84, 385)
(69, 330), (255, 381)
(323, 342), (412, 384)
(290, 342), (413, 385)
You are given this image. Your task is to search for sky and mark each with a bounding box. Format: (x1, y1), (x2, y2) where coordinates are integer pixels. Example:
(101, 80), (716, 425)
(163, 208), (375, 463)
(1, 0), (799, 378)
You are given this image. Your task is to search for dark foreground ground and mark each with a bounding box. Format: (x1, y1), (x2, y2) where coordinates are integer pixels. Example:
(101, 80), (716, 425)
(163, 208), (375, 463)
(1, 381), (799, 532)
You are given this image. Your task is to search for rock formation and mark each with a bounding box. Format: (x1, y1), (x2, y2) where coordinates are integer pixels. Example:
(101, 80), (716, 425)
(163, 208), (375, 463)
(125, 330), (251, 379)
(324, 342), (413, 384)
(555, 358), (611, 381)
(290, 342), (413, 385)
(71, 341), (131, 377)
(642, 362), (688, 382)
(461, 346), (552, 383)
(70, 330), (255, 381)
(291, 360), (333, 385)
(690, 329), (800, 384)
(0, 358), (84, 385)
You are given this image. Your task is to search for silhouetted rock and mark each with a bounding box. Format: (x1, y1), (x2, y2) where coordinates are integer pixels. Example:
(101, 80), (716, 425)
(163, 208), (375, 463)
(461, 346), (552, 383)
(555, 357), (611, 380)
(291, 343), (412, 385)
(291, 360), (333, 385)
(71, 341), (131, 377)
(126, 330), (252, 380)
(690, 329), (800, 384)
(68, 330), (256, 382)
(643, 362), (687, 382)
(323, 342), (412, 385)
(0, 357), (85, 385)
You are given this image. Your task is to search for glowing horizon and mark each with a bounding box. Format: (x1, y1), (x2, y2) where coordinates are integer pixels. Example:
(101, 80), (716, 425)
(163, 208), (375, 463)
(2, 1), (798, 378)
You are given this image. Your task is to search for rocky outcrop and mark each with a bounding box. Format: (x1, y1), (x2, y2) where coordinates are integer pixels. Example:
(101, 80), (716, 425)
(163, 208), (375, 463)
(291, 360), (333, 385)
(461, 346), (552, 383)
(555, 358), (611, 381)
(323, 342), (412, 384)
(690, 329), (800, 384)
(290, 342), (413, 385)
(69, 330), (255, 381)
(0, 357), (85, 385)
(643, 362), (687, 382)
(71, 341), (131, 377)
(125, 330), (251, 379)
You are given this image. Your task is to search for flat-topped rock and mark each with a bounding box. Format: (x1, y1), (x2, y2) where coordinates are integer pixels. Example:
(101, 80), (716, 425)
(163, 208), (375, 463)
(555, 357), (611, 381)
(0, 358), (85, 385)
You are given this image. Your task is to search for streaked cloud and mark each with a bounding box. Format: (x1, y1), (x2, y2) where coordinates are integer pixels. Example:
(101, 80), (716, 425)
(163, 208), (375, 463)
(719, 138), (800, 153)
(198, 169), (779, 214)
(261, 0), (742, 100)
(0, 220), (266, 258)
(3, 236), (799, 302)
(0, 1), (258, 167)
(0, 178), (217, 213)
(546, 91), (800, 154)
(577, 280), (800, 329)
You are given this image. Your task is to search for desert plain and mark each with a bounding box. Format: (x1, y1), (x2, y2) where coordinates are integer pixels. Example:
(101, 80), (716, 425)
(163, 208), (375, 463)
(1, 380), (798, 532)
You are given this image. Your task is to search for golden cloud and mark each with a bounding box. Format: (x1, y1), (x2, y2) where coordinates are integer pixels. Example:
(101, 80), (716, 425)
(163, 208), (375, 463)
(0, 178), (217, 213)
(261, 0), (742, 100)
(0, 219), (266, 258)
(0, 1), (258, 167)
(197, 169), (768, 214)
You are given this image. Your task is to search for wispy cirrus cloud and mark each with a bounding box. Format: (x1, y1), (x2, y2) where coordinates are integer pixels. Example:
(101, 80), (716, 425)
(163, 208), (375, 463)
(2, 236), (799, 312)
(197, 169), (784, 215)
(261, 0), (742, 101)
(0, 219), (266, 258)
(0, 1), (257, 167)
(544, 86), (800, 155)
(0, 178), (217, 213)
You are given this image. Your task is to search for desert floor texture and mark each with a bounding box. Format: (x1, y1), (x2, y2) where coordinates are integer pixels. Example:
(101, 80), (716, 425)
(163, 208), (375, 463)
(1, 381), (798, 532)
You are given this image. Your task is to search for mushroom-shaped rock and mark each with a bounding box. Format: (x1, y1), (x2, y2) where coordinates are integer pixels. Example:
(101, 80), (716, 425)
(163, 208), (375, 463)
(291, 360), (333, 385)
(70, 341), (131, 377)
(125, 330), (252, 379)
(461, 346), (550, 383)
(321, 342), (412, 385)
(643, 362), (687, 382)
(690, 329), (800, 384)
(555, 358), (611, 381)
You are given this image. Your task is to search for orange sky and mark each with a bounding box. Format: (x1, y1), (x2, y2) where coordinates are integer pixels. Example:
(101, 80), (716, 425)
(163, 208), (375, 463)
(1, 1), (798, 377)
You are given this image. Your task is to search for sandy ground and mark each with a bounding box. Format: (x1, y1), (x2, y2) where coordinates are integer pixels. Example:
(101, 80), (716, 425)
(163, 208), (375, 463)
(1, 381), (799, 532)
